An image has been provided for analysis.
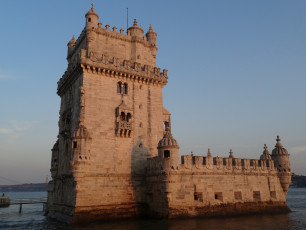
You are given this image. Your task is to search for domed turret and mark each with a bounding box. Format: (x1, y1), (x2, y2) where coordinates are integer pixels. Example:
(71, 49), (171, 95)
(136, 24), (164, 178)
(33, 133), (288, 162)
(67, 35), (76, 62)
(157, 126), (179, 168)
(271, 136), (292, 194)
(146, 24), (157, 46)
(127, 19), (144, 38)
(260, 144), (271, 160)
(158, 131), (179, 149)
(85, 3), (99, 29)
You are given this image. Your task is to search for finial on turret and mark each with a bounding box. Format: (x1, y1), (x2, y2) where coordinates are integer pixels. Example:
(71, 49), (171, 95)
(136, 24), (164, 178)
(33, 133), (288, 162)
(229, 149), (234, 158)
(133, 19), (138, 26)
(207, 148), (212, 157)
(91, 3), (94, 9)
(264, 144), (267, 151)
(260, 144), (271, 160)
(68, 35), (76, 47)
(275, 135), (283, 148)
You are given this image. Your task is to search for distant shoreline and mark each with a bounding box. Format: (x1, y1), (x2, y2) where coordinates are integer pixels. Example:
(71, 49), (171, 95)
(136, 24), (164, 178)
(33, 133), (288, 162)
(0, 175), (305, 193)
(0, 183), (47, 192)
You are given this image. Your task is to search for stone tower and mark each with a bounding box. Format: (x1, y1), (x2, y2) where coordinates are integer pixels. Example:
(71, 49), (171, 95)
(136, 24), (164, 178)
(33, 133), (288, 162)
(271, 136), (292, 194)
(47, 5), (170, 223)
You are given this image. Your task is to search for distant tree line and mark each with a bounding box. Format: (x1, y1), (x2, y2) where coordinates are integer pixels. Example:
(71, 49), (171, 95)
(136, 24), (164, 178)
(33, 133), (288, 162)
(0, 183), (47, 192)
(291, 175), (306, 188)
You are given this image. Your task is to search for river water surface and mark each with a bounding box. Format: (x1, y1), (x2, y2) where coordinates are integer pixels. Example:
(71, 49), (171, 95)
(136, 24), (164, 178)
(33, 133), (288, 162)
(0, 188), (305, 230)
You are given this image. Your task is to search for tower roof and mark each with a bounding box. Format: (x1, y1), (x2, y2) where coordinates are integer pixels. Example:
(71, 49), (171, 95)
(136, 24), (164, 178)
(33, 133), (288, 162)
(85, 3), (99, 18)
(272, 136), (289, 155)
(127, 19), (144, 34)
(260, 144), (271, 160)
(146, 24), (156, 35)
(158, 129), (179, 148)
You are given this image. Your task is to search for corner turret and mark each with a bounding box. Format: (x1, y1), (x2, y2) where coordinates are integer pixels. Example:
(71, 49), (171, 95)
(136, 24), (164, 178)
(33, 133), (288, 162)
(260, 144), (271, 160)
(67, 35), (75, 62)
(157, 126), (179, 169)
(271, 136), (292, 194)
(85, 3), (99, 29)
(127, 19), (144, 38)
(146, 24), (157, 47)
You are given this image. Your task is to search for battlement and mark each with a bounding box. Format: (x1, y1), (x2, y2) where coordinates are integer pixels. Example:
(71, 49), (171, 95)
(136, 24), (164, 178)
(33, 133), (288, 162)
(147, 154), (277, 176)
(57, 49), (167, 95)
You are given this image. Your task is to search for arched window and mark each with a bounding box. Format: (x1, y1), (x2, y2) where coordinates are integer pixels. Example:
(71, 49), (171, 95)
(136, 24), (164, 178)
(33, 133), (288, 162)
(126, 113), (132, 122)
(123, 83), (128, 94)
(120, 112), (126, 121)
(117, 82), (122, 94)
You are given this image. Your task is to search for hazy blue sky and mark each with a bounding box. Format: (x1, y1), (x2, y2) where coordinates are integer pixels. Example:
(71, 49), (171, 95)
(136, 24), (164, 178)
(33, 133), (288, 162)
(0, 0), (305, 184)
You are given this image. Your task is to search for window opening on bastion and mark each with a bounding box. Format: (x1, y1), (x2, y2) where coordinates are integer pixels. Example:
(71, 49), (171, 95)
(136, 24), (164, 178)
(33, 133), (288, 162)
(88, 18), (91, 22)
(73, 141), (77, 149)
(164, 150), (170, 158)
(194, 192), (203, 202)
(253, 191), (261, 201)
(214, 192), (223, 201)
(234, 191), (242, 200)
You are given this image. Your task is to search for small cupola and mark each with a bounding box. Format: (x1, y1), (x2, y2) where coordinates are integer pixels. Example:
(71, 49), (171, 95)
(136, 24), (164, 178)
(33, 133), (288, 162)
(85, 3), (99, 29)
(127, 19), (144, 38)
(260, 144), (271, 160)
(157, 130), (179, 150)
(67, 35), (76, 47)
(272, 136), (289, 155)
(157, 125), (179, 161)
(146, 24), (157, 46)
(229, 149), (234, 158)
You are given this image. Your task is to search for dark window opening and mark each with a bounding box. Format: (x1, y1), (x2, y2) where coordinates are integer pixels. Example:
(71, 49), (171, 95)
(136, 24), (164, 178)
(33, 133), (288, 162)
(120, 112), (126, 121)
(164, 150), (170, 158)
(117, 82), (122, 94)
(123, 83), (128, 94)
(164, 121), (170, 131)
(214, 192), (223, 201)
(127, 113), (132, 122)
(194, 192), (203, 202)
(253, 191), (261, 202)
(88, 18), (91, 22)
(73, 141), (77, 149)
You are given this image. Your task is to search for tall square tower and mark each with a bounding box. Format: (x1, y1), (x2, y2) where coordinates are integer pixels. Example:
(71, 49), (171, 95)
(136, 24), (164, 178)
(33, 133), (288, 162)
(47, 5), (169, 222)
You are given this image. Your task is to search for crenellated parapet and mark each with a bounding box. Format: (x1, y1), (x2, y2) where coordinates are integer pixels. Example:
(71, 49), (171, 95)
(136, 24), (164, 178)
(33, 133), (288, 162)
(148, 154), (277, 176)
(57, 50), (168, 95)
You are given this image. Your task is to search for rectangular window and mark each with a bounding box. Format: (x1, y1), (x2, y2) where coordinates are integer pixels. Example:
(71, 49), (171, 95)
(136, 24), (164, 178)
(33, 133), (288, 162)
(164, 150), (170, 158)
(73, 141), (77, 149)
(253, 191), (261, 202)
(214, 192), (223, 201)
(194, 192), (203, 202)
(234, 191), (242, 200)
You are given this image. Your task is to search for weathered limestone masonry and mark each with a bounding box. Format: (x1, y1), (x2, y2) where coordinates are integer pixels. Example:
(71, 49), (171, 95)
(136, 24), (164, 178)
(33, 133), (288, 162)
(46, 5), (292, 223)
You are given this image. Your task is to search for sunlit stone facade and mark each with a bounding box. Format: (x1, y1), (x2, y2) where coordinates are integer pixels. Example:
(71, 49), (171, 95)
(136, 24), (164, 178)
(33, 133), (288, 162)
(46, 5), (292, 223)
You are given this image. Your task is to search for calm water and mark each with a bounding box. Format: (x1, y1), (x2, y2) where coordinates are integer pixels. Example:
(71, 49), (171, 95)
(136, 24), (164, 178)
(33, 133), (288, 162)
(0, 188), (306, 230)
